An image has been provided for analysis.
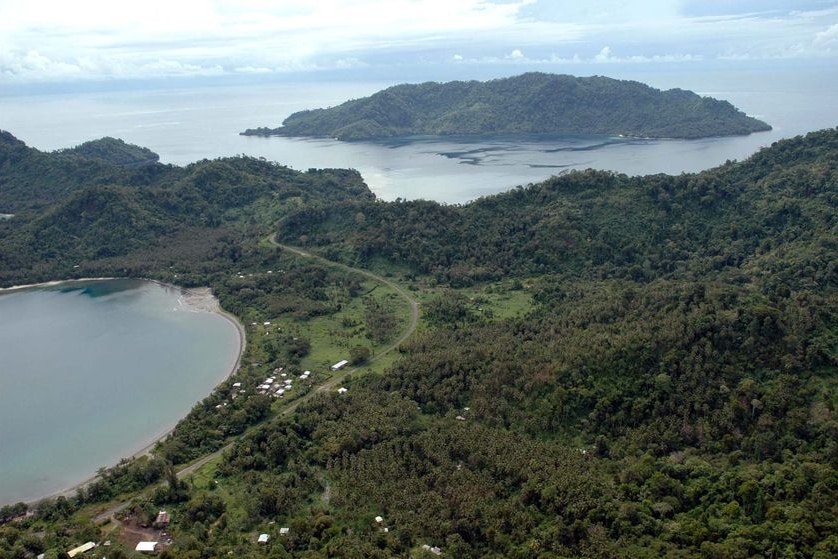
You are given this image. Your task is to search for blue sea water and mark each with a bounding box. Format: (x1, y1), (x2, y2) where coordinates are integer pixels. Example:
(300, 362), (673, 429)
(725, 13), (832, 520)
(0, 280), (240, 504)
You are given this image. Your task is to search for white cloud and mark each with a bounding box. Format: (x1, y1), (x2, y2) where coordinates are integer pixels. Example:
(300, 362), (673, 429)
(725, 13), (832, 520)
(233, 66), (274, 74)
(0, 0), (835, 82)
(332, 57), (368, 69)
(591, 46), (703, 64)
(0, 50), (82, 80)
(814, 23), (838, 48)
(452, 47), (703, 66)
(594, 46), (613, 62)
(137, 60), (224, 77)
(0, 0), (541, 81)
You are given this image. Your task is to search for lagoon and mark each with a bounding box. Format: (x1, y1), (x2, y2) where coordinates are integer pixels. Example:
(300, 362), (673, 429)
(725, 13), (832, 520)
(0, 279), (241, 504)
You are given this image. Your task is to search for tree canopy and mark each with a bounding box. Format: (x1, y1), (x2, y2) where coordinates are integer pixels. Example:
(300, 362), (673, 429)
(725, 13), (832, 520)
(243, 73), (772, 141)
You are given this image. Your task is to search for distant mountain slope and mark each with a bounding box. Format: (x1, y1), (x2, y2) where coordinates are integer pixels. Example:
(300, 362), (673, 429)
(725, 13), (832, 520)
(56, 137), (160, 166)
(243, 72), (772, 141)
(278, 127), (837, 290)
(0, 129), (145, 212)
(0, 131), (373, 281)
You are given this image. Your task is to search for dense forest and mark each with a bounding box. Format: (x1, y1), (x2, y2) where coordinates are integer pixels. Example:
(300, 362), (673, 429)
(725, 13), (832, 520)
(0, 128), (835, 558)
(0, 130), (372, 286)
(242, 73), (772, 141)
(55, 137), (161, 167)
(277, 128), (836, 288)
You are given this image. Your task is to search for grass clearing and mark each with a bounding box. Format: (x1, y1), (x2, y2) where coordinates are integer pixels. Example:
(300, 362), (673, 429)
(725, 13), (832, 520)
(411, 279), (535, 323)
(249, 276), (412, 376)
(182, 454), (223, 491)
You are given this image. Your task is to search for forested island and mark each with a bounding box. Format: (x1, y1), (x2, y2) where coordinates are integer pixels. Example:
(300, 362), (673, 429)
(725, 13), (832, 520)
(0, 127), (835, 558)
(242, 73), (772, 141)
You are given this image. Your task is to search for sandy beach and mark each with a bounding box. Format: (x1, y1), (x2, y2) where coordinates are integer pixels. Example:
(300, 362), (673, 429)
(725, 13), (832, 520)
(10, 278), (247, 506)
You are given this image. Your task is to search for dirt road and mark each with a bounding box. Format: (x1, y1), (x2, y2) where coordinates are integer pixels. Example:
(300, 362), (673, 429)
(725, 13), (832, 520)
(94, 239), (419, 524)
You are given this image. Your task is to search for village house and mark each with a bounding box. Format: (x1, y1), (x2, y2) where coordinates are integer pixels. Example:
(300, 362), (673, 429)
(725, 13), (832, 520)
(135, 541), (158, 554)
(67, 542), (95, 558)
(154, 510), (170, 528)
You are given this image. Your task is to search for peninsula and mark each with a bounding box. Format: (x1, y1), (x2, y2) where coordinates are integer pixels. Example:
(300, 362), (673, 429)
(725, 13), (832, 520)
(242, 72), (772, 141)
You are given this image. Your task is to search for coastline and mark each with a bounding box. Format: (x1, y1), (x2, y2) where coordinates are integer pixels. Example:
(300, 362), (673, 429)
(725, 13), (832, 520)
(0, 277), (120, 293)
(9, 277), (246, 507)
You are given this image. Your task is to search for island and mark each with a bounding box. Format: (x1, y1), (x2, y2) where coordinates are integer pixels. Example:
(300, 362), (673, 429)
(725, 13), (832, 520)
(242, 72), (772, 141)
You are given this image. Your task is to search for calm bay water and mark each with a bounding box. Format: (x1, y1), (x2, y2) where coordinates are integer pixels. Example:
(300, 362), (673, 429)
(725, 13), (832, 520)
(1, 65), (836, 204)
(0, 279), (240, 504)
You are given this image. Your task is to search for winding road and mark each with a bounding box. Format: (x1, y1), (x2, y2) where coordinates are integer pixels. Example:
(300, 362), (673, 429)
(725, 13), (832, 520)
(94, 238), (419, 523)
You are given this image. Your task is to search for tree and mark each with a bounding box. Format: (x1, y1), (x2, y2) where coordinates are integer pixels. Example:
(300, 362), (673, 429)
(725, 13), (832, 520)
(350, 345), (371, 365)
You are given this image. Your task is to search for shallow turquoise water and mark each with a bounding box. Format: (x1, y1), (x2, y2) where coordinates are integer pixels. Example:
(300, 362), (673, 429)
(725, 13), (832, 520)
(0, 279), (240, 504)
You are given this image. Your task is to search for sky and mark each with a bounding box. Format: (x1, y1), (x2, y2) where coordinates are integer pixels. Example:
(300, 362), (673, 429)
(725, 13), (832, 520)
(0, 0), (837, 84)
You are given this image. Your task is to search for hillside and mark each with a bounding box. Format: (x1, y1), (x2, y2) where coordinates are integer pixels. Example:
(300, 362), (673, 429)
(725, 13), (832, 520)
(179, 129), (835, 557)
(0, 129), (835, 559)
(242, 73), (772, 141)
(56, 137), (160, 166)
(0, 129), (149, 213)
(278, 128), (836, 287)
(0, 132), (373, 284)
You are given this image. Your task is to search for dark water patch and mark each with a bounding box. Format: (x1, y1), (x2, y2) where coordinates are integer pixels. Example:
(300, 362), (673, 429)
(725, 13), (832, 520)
(55, 278), (146, 297)
(542, 140), (628, 153)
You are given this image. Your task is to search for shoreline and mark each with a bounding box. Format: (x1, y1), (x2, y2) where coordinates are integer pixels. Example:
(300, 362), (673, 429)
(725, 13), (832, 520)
(7, 277), (246, 507)
(0, 276), (120, 293)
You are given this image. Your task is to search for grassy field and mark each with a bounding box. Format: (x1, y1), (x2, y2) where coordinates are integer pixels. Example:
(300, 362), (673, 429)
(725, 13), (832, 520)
(410, 279), (535, 322)
(243, 277), (412, 378)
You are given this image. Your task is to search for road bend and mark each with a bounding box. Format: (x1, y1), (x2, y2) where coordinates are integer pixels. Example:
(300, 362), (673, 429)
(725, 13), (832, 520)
(94, 237), (419, 524)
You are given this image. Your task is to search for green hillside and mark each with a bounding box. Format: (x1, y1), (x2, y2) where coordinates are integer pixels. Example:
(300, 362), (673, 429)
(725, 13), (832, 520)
(0, 129), (835, 559)
(0, 132), (373, 284)
(56, 137), (160, 166)
(243, 73), (772, 141)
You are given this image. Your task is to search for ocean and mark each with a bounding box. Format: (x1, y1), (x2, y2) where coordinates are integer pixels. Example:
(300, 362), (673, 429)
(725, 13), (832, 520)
(0, 280), (240, 504)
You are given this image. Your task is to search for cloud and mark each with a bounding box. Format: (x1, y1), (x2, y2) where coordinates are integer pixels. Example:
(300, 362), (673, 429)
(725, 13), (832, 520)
(594, 46), (613, 62)
(233, 66), (273, 74)
(0, 0), (540, 81)
(591, 46), (704, 63)
(814, 23), (838, 48)
(138, 60), (224, 76)
(451, 47), (702, 66)
(332, 57), (368, 69)
(0, 50), (83, 80)
(0, 0), (835, 83)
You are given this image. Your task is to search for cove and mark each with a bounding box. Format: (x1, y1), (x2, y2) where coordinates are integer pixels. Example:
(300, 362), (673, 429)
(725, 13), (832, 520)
(0, 279), (242, 505)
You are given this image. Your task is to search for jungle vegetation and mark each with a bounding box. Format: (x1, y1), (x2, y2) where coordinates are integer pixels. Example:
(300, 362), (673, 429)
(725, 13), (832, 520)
(242, 73), (772, 141)
(0, 128), (835, 559)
